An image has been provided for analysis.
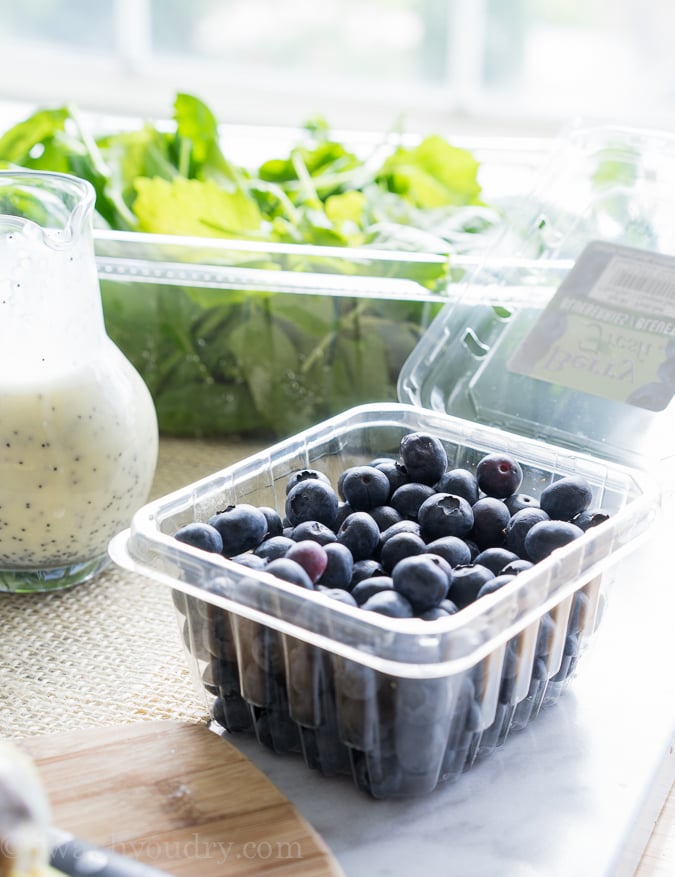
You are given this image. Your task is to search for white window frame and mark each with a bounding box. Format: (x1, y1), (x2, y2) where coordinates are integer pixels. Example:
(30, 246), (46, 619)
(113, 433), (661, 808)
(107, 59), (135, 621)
(0, 0), (671, 138)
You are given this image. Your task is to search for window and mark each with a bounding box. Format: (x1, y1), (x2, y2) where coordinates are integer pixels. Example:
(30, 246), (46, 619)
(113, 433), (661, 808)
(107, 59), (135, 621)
(0, 0), (672, 136)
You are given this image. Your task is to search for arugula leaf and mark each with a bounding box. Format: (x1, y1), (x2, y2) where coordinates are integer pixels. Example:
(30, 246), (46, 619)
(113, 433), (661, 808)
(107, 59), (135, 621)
(259, 140), (360, 186)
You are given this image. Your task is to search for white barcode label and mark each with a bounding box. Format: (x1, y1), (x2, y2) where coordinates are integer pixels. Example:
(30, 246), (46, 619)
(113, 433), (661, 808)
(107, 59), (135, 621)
(591, 256), (675, 318)
(509, 241), (675, 411)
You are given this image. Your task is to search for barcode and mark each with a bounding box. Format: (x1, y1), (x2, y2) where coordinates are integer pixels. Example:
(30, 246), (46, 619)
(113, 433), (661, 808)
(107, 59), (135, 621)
(590, 256), (675, 318)
(611, 267), (675, 299)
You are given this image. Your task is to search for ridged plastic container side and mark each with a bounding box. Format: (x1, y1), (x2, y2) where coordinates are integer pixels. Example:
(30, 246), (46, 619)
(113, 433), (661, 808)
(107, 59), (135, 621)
(171, 573), (603, 797)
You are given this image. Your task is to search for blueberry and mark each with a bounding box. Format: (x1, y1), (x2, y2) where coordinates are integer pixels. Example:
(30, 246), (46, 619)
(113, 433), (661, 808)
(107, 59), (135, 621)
(476, 453), (523, 499)
(334, 501), (353, 530)
(427, 552), (454, 588)
(212, 694), (252, 733)
(350, 558), (385, 586)
(419, 605), (454, 620)
(470, 496), (510, 550)
(200, 577), (229, 600)
(337, 511), (381, 561)
(339, 465), (391, 510)
(434, 468), (479, 505)
(418, 493), (474, 541)
(438, 598), (459, 615)
(285, 468), (332, 495)
(450, 563), (495, 609)
(504, 506), (550, 559)
(524, 520), (585, 562)
(500, 558), (534, 576)
(361, 590), (415, 618)
(380, 531), (426, 573)
(571, 509), (611, 531)
(351, 575), (395, 605)
(266, 557), (314, 589)
(399, 432), (448, 486)
(476, 573), (516, 599)
(425, 535), (472, 568)
(317, 587), (358, 607)
(254, 534), (295, 561)
(473, 546), (520, 575)
(379, 519), (422, 546)
(504, 493), (540, 514)
(209, 652), (239, 691)
(174, 522), (223, 554)
(539, 475), (593, 521)
(368, 505), (403, 531)
(317, 542), (354, 590)
(258, 506), (284, 538)
(230, 552), (268, 570)
(208, 504), (268, 556)
(369, 456), (396, 467)
(391, 554), (450, 614)
(290, 520), (337, 545)
(285, 539), (328, 583)
(464, 538), (479, 560)
(285, 479), (339, 528)
(390, 482), (436, 520)
(370, 457), (410, 495)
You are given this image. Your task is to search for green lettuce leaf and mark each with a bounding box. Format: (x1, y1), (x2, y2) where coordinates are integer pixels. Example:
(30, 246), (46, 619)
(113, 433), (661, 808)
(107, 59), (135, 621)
(173, 92), (245, 189)
(0, 107), (70, 163)
(133, 176), (262, 237)
(375, 134), (483, 208)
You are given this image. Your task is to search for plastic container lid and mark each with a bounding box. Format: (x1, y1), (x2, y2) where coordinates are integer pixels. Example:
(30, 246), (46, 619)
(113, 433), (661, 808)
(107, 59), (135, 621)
(399, 123), (675, 472)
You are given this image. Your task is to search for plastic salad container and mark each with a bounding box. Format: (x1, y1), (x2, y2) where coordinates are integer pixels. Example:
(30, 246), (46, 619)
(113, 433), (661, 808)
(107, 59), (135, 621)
(94, 234), (472, 441)
(88, 124), (551, 440)
(0, 97), (550, 440)
(109, 123), (675, 798)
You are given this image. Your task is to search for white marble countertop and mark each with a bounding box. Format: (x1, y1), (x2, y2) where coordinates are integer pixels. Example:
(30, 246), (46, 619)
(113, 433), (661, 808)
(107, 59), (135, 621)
(223, 531), (675, 877)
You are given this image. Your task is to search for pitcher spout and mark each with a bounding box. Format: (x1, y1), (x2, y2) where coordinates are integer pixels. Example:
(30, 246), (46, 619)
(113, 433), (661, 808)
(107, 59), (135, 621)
(0, 170), (95, 248)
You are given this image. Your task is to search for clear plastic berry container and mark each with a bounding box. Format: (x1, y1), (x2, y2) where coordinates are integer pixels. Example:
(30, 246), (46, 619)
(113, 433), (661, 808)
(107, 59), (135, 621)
(109, 401), (662, 797)
(109, 122), (675, 798)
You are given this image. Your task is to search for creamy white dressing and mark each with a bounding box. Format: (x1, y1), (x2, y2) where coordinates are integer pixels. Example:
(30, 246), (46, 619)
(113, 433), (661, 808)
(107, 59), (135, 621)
(0, 348), (157, 569)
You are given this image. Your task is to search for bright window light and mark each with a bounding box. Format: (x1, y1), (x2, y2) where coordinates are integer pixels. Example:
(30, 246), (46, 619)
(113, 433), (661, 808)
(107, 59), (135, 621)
(0, 0), (672, 136)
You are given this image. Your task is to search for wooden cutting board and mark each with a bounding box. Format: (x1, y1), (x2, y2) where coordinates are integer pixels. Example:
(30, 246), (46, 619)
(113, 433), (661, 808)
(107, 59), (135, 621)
(20, 720), (344, 877)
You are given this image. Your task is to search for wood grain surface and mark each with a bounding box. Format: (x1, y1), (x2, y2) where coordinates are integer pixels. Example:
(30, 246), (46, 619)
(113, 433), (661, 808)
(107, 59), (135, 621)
(21, 721), (344, 877)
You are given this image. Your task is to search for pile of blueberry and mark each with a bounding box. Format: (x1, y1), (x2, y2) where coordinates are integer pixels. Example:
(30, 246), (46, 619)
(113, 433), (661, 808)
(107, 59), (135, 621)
(173, 431), (610, 621)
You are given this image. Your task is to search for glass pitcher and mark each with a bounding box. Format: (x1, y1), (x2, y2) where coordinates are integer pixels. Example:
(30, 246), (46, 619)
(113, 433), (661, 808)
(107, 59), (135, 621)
(0, 170), (158, 592)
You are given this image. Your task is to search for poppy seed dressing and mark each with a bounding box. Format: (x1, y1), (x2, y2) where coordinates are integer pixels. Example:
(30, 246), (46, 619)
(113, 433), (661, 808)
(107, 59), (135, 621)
(0, 357), (157, 568)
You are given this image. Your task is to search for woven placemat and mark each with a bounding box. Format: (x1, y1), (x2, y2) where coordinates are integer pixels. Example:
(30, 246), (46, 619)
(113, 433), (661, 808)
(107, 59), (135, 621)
(0, 436), (266, 740)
